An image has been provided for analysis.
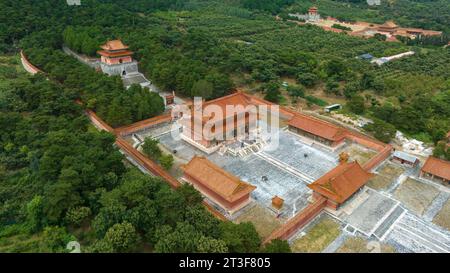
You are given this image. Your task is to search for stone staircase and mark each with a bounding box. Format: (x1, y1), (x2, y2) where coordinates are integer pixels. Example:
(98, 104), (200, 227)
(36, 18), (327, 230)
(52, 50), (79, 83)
(225, 139), (267, 158)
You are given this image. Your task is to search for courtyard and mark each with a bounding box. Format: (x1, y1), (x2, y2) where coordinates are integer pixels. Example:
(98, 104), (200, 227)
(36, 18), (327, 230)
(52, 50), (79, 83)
(123, 118), (450, 253)
(290, 213), (342, 253)
(135, 121), (339, 218)
(383, 211), (450, 253)
(394, 178), (441, 216)
(234, 203), (283, 239)
(339, 143), (378, 166)
(336, 237), (396, 253)
(433, 199), (450, 231)
(368, 162), (405, 191)
(337, 188), (400, 237)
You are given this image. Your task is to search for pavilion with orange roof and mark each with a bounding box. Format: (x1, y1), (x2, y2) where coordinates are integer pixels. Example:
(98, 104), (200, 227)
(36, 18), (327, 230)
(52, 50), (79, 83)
(308, 161), (374, 210)
(97, 39), (138, 76)
(181, 156), (256, 215)
(287, 113), (347, 148)
(420, 156), (450, 184)
(180, 92), (259, 153)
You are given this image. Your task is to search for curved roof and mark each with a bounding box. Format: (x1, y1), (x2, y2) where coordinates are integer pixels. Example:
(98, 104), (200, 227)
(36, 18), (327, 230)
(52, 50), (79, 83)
(272, 196), (284, 210)
(308, 161), (374, 204)
(97, 50), (133, 57)
(288, 113), (347, 142)
(380, 20), (398, 28)
(100, 40), (129, 51)
(191, 91), (256, 123)
(421, 157), (450, 181)
(181, 156), (256, 202)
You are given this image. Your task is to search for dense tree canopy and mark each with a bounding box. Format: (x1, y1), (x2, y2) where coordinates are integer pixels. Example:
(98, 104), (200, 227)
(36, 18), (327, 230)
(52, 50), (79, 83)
(0, 57), (274, 253)
(285, 0), (450, 34)
(1, 0), (449, 253)
(4, 0), (447, 141)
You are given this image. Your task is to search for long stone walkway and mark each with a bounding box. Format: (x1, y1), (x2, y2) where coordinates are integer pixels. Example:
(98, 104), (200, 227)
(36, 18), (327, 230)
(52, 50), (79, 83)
(255, 152), (315, 184)
(384, 211), (450, 253)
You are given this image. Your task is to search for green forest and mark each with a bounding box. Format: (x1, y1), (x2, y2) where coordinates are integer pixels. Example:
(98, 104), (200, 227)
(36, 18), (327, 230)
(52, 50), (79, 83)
(283, 0), (450, 34)
(0, 0), (449, 252)
(0, 55), (289, 253)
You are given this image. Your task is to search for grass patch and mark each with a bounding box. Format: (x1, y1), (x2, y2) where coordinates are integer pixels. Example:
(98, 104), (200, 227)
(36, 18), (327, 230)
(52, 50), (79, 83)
(433, 200), (450, 231)
(367, 163), (404, 190)
(340, 144), (377, 165)
(87, 124), (101, 134)
(234, 204), (281, 239)
(291, 215), (341, 253)
(367, 175), (393, 191)
(394, 178), (440, 215)
(305, 95), (328, 107)
(336, 237), (395, 253)
(0, 230), (42, 253)
(379, 163), (405, 177)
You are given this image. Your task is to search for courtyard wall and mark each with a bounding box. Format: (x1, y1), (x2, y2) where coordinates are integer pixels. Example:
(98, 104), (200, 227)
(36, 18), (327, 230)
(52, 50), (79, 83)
(20, 50), (42, 75)
(264, 196), (327, 244)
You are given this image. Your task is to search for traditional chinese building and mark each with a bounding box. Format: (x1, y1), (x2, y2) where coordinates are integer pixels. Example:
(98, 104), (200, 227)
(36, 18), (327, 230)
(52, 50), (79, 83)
(97, 40), (138, 76)
(180, 92), (259, 153)
(287, 113), (347, 148)
(97, 40), (176, 107)
(308, 161), (374, 210)
(377, 20), (399, 35)
(289, 6), (321, 22)
(307, 6), (320, 22)
(360, 20), (442, 40)
(181, 156), (256, 215)
(420, 156), (450, 184)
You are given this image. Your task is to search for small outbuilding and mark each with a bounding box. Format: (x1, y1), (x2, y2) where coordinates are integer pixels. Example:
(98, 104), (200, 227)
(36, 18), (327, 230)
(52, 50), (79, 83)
(359, 53), (374, 61)
(391, 150), (420, 167)
(271, 196), (284, 215)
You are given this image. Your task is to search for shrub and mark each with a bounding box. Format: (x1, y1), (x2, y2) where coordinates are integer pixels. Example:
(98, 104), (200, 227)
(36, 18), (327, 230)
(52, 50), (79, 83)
(65, 207), (91, 227)
(159, 154), (174, 170)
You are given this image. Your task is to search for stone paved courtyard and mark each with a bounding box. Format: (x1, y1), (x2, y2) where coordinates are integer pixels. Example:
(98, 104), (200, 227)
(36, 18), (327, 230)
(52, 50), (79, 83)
(152, 125), (338, 218)
(132, 121), (450, 253)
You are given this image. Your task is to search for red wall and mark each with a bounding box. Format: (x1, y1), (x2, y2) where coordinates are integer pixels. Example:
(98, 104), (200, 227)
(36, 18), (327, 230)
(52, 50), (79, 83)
(101, 56), (132, 65)
(264, 196), (327, 243)
(362, 145), (392, 171)
(20, 51), (43, 75)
